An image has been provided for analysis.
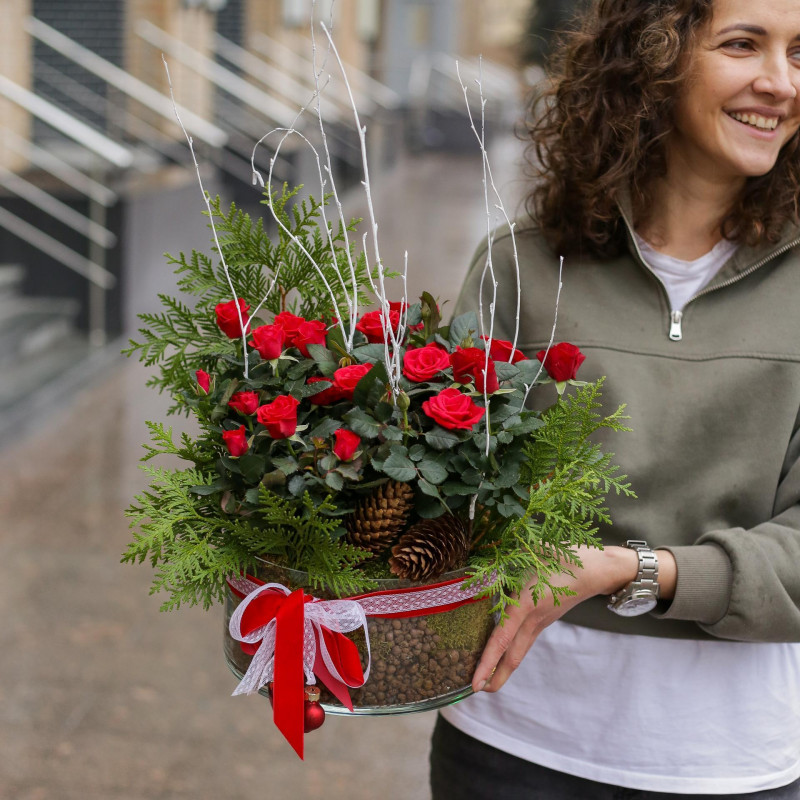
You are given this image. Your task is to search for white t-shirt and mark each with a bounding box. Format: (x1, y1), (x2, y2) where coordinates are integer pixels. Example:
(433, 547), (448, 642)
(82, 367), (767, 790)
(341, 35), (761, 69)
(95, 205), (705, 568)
(443, 239), (800, 794)
(634, 233), (738, 311)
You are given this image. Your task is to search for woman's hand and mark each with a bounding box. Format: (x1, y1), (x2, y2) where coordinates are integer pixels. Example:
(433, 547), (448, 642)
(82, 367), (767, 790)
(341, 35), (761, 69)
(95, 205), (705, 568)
(472, 546), (677, 693)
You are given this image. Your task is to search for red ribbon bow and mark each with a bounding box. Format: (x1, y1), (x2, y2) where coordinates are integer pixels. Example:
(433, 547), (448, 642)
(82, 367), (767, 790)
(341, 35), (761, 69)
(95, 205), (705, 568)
(233, 585), (365, 759)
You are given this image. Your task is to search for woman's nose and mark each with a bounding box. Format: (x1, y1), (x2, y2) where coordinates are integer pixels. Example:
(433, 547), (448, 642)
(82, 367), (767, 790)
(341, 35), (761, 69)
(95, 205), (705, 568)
(753, 55), (799, 101)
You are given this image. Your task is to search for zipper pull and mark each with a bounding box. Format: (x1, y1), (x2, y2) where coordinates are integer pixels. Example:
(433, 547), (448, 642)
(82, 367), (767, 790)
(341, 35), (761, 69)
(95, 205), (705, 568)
(669, 310), (683, 341)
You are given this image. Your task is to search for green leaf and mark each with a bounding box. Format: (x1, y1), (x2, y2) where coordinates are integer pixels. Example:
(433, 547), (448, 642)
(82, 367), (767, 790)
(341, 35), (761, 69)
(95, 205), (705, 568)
(424, 426), (464, 450)
(353, 360), (389, 408)
(417, 459), (449, 485)
(271, 456), (299, 476)
(382, 452), (417, 482)
(325, 471), (344, 491)
(408, 443), (427, 462)
(306, 343), (338, 377)
(417, 477), (441, 497)
(309, 417), (342, 439)
(342, 408), (382, 439)
(335, 463), (362, 481)
(373, 401), (395, 423)
(494, 361), (520, 381)
(441, 481), (478, 496)
(238, 454), (266, 484)
(381, 425), (404, 441)
(288, 474), (307, 496)
(415, 492), (446, 518)
(505, 416), (545, 436)
(190, 480), (226, 496)
(260, 469), (287, 488)
(353, 343), (389, 363)
(448, 311), (478, 347)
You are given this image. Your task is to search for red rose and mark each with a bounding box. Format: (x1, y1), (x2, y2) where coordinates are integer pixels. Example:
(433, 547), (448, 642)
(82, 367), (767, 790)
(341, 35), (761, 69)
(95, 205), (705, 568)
(307, 376), (345, 405)
(450, 347), (499, 394)
(355, 309), (401, 343)
(293, 319), (328, 357)
(222, 424), (249, 457)
(215, 298), (250, 339)
(273, 312), (306, 347)
(402, 344), (451, 382)
(251, 324), (285, 360)
(256, 395), (300, 439)
(481, 336), (528, 364)
(422, 388), (486, 431)
(333, 429), (361, 461)
(536, 342), (586, 382)
(333, 363), (373, 399)
(195, 369), (210, 393)
(228, 390), (260, 415)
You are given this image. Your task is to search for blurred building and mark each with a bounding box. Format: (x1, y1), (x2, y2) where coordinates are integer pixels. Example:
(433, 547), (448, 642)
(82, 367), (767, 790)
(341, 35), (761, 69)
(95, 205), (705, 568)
(0, 0), (524, 429)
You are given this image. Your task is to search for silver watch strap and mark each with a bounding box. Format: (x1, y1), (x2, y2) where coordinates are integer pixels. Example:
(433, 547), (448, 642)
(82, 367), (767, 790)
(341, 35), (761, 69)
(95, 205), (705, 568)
(626, 539), (659, 596)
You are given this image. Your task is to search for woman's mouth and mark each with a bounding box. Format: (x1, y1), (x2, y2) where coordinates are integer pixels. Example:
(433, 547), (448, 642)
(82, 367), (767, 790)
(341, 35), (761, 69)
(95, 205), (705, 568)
(727, 111), (780, 131)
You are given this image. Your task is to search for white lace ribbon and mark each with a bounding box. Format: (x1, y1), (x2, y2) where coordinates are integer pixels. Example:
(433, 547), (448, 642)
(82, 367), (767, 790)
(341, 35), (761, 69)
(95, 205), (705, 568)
(228, 582), (370, 696)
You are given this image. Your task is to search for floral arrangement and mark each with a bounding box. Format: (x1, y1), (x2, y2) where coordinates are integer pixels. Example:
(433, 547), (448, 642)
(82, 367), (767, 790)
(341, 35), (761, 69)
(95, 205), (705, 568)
(122, 183), (633, 621)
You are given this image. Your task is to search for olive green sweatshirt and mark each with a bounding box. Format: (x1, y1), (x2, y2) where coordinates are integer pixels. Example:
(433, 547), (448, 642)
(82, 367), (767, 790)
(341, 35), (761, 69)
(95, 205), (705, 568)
(456, 211), (800, 642)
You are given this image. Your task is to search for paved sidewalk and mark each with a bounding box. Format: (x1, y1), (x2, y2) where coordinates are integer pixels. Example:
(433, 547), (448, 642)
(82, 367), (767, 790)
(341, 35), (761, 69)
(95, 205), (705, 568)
(0, 139), (525, 800)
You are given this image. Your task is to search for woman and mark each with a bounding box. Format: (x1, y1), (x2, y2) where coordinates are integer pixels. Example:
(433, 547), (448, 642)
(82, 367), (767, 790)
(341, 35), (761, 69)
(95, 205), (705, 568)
(430, 0), (800, 796)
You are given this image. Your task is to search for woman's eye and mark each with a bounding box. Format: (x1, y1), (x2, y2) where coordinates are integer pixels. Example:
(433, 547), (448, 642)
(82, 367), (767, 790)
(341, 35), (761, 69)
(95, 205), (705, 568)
(722, 39), (754, 52)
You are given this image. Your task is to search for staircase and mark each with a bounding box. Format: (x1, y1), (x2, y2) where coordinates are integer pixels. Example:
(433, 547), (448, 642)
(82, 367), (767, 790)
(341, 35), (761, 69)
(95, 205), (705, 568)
(0, 263), (94, 430)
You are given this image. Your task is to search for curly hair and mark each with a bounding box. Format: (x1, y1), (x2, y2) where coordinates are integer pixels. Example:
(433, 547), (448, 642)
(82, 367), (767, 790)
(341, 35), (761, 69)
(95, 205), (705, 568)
(527, 0), (800, 257)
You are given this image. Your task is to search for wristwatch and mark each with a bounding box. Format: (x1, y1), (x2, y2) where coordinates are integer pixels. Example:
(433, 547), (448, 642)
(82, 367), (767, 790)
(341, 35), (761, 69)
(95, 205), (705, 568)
(607, 540), (659, 616)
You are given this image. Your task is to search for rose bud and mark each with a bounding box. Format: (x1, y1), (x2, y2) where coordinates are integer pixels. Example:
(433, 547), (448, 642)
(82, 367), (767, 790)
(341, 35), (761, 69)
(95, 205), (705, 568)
(480, 336), (528, 364)
(333, 429), (361, 461)
(195, 369), (211, 394)
(215, 298), (251, 339)
(256, 395), (301, 439)
(228, 390), (260, 416)
(222, 425), (249, 457)
(536, 342), (586, 382)
(251, 324), (286, 360)
(422, 388), (485, 431)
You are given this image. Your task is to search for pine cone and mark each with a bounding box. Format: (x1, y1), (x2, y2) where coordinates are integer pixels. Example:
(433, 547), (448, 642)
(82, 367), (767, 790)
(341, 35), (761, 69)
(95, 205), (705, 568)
(345, 481), (414, 554)
(388, 514), (470, 581)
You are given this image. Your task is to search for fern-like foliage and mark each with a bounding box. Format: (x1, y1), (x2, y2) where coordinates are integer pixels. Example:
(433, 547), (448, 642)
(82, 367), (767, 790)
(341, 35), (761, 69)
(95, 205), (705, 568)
(465, 380), (635, 621)
(123, 184), (387, 414)
(124, 428), (377, 610)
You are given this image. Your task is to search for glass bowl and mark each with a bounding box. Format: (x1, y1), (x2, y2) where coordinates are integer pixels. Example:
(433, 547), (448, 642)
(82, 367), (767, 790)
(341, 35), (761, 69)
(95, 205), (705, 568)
(223, 559), (496, 715)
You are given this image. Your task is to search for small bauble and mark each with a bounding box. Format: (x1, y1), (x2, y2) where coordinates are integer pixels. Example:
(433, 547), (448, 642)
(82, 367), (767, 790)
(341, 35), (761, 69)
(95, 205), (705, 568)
(304, 701), (325, 732)
(303, 685), (325, 732)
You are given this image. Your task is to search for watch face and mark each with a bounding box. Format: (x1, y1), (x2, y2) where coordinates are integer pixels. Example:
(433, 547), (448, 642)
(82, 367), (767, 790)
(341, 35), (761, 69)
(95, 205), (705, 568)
(614, 594), (658, 617)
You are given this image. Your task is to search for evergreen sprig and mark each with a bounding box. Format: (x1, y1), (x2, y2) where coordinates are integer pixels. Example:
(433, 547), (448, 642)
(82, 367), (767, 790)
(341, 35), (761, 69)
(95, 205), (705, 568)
(465, 381), (635, 621)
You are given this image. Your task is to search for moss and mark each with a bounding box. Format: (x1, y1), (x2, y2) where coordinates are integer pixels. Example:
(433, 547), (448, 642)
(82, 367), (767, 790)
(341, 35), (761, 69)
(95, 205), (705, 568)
(426, 598), (494, 650)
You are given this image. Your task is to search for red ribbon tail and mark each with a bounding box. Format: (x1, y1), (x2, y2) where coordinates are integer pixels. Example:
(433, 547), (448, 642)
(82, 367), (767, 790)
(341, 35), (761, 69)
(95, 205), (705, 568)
(312, 627), (365, 712)
(273, 588), (306, 759)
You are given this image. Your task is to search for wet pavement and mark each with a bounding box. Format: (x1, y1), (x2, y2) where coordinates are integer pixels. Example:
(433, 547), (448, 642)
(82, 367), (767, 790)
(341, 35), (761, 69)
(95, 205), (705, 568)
(0, 135), (526, 800)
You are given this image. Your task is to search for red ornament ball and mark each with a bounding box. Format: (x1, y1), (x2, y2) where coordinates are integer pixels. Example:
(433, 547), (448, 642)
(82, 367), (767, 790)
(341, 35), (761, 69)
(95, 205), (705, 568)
(303, 700), (325, 732)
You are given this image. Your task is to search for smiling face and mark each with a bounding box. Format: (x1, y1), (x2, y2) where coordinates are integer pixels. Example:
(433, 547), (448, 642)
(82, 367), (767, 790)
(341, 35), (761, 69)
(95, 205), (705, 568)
(668, 0), (800, 186)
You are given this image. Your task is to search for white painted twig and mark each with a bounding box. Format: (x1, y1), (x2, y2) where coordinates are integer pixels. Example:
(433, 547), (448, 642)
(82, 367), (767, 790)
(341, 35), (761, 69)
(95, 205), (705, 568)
(319, 21), (405, 396)
(162, 56), (251, 379)
(309, 0), (360, 350)
(457, 59), (498, 456)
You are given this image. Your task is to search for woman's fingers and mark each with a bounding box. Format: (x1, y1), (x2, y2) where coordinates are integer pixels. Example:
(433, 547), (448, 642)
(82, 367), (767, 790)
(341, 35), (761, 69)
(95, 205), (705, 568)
(471, 599), (532, 692)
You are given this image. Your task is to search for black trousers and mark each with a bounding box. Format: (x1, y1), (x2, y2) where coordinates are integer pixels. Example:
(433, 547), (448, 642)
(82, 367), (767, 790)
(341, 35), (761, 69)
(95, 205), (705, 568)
(430, 716), (800, 800)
